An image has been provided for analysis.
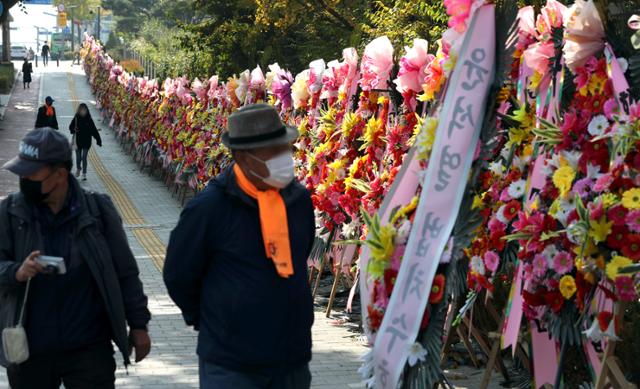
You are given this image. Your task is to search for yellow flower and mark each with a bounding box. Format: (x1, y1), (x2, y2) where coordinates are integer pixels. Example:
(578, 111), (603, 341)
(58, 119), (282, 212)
(507, 127), (529, 148)
(341, 112), (359, 139)
(391, 196), (419, 225)
(573, 239), (598, 257)
(370, 225), (396, 264)
(606, 256), (632, 280)
(416, 117), (438, 161)
(528, 72), (543, 92)
(621, 188), (640, 209)
(600, 193), (619, 209)
(553, 166), (576, 197)
(588, 217), (613, 244)
(559, 275), (577, 299)
(472, 193), (484, 210)
(360, 117), (383, 150)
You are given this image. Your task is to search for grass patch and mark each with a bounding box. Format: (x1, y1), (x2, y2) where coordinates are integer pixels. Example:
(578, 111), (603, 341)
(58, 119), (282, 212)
(0, 63), (16, 94)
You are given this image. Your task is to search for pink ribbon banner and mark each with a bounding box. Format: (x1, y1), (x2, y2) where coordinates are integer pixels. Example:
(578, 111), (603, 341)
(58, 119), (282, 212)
(360, 147), (422, 341)
(372, 5), (496, 388)
(604, 44), (633, 116)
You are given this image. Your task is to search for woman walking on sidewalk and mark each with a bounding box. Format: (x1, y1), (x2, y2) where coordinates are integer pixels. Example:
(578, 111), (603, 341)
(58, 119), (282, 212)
(69, 103), (102, 181)
(21, 58), (33, 89)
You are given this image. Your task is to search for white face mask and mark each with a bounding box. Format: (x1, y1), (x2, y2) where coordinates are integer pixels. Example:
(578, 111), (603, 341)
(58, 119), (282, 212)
(248, 151), (295, 189)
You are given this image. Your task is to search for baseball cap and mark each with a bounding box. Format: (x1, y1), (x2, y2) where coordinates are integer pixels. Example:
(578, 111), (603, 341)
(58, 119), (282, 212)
(2, 128), (71, 176)
(45, 96), (54, 104)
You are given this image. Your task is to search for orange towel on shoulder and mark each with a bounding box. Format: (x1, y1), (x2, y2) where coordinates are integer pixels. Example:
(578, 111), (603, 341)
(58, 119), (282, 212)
(45, 105), (54, 117)
(234, 164), (294, 278)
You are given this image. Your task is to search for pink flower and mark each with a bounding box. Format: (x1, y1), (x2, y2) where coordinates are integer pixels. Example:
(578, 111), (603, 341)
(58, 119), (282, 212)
(532, 254), (548, 278)
(574, 178), (594, 198)
(394, 39), (433, 95)
(593, 173), (614, 192)
(523, 41), (555, 74)
(360, 36), (395, 92)
(488, 217), (506, 234)
(483, 251), (500, 273)
(604, 98), (620, 120)
(552, 251), (574, 274)
(626, 210), (640, 233)
(589, 202), (604, 220)
(444, 0), (473, 33)
(615, 276), (638, 302)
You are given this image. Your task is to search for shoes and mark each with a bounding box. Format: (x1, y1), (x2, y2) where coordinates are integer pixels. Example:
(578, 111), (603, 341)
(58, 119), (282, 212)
(82, 174), (87, 181)
(75, 169), (81, 177)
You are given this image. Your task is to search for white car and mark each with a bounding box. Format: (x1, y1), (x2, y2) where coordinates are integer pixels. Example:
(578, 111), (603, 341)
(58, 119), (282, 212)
(10, 45), (28, 59)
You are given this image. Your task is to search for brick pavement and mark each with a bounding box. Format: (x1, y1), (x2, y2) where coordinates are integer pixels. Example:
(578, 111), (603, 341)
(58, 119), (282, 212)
(0, 63), (503, 389)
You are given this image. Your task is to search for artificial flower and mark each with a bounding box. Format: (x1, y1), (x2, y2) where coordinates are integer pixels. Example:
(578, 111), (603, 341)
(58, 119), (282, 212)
(589, 217), (613, 244)
(484, 251), (500, 273)
(407, 342), (428, 367)
(559, 275), (577, 299)
(470, 255), (486, 276)
(587, 114), (609, 137)
(626, 209), (640, 233)
(615, 276), (638, 301)
(622, 188), (640, 209)
(429, 274), (446, 304)
(606, 255), (633, 280)
(508, 179), (526, 199)
(553, 166), (576, 197)
(552, 251), (574, 274)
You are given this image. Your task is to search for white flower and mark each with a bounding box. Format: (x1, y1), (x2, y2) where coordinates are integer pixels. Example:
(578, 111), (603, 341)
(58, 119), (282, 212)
(407, 342), (428, 367)
(560, 150), (581, 170)
(555, 197), (576, 227)
(542, 245), (559, 266)
(342, 219), (361, 238)
(496, 204), (509, 224)
(588, 115), (609, 137)
(603, 319), (620, 341)
(583, 319), (604, 343)
(618, 57), (628, 73)
(470, 255), (485, 275)
(586, 163), (601, 179)
(511, 155), (527, 172)
(395, 220), (412, 245)
(489, 161), (505, 177)
(508, 179), (526, 199)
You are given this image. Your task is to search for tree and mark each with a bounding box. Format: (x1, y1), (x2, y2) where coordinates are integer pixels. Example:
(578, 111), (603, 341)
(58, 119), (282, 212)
(1, 0), (22, 62)
(52, 0), (101, 22)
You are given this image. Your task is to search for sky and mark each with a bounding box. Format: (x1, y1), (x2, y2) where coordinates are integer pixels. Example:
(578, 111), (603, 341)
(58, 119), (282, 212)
(8, 4), (59, 51)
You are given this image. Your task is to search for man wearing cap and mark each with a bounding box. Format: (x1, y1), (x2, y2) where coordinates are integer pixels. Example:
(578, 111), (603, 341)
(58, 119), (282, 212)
(0, 128), (152, 388)
(164, 103), (315, 389)
(35, 97), (59, 130)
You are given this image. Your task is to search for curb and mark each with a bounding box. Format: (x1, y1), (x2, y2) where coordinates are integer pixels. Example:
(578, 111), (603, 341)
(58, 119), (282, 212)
(0, 64), (21, 121)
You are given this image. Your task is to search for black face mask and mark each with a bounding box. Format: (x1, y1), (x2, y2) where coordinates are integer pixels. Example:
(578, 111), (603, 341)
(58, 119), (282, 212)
(19, 173), (54, 204)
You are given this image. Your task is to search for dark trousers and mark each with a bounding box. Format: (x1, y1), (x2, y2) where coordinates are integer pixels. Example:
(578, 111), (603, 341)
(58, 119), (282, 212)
(43, 55), (49, 66)
(7, 341), (116, 389)
(76, 148), (89, 174)
(199, 359), (311, 389)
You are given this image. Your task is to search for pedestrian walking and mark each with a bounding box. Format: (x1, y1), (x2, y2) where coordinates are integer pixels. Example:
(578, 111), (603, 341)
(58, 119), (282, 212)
(69, 103), (102, 181)
(21, 58), (32, 89)
(41, 42), (50, 67)
(0, 128), (152, 389)
(164, 103), (315, 389)
(28, 48), (34, 61)
(35, 96), (59, 130)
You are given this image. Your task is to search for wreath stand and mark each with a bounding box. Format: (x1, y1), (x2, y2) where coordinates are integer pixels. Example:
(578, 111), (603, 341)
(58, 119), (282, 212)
(595, 303), (637, 389)
(325, 244), (358, 317)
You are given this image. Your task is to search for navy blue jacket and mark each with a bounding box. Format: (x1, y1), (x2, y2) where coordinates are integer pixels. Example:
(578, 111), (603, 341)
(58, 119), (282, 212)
(164, 166), (315, 375)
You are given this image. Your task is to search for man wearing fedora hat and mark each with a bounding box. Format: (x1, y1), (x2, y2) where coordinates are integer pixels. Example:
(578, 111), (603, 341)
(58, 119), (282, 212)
(164, 104), (315, 389)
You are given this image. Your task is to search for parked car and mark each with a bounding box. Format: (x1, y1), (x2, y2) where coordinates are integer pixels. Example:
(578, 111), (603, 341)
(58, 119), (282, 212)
(10, 45), (28, 59)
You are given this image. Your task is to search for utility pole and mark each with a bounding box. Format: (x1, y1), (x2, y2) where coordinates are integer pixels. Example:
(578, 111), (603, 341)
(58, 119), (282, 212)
(97, 6), (101, 43)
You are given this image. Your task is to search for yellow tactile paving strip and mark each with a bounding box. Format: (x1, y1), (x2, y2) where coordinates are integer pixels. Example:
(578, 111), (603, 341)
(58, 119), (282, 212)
(67, 73), (166, 272)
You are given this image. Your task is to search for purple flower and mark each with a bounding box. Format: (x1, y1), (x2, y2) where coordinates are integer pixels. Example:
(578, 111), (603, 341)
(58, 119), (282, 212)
(573, 178), (594, 198)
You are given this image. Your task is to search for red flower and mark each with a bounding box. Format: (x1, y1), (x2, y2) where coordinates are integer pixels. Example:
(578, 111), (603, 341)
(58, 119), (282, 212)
(579, 140), (609, 174)
(523, 289), (546, 307)
(420, 308), (431, 330)
(429, 274), (446, 304)
(503, 200), (521, 222)
(607, 226), (629, 250)
(621, 234), (640, 261)
(597, 311), (613, 332)
(544, 291), (564, 313)
(383, 269), (398, 297)
(368, 305), (384, 331)
(607, 205), (627, 226)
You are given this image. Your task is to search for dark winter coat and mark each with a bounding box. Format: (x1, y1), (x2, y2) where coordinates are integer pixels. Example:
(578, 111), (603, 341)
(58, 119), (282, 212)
(69, 114), (102, 149)
(35, 105), (59, 130)
(0, 176), (151, 367)
(21, 62), (32, 83)
(164, 166), (315, 376)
